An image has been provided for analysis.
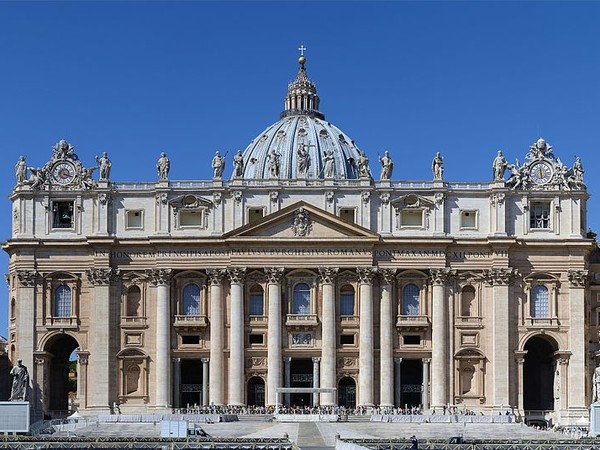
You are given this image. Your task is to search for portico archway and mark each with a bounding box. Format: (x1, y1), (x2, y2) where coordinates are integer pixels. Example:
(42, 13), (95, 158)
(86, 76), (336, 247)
(43, 334), (79, 416)
(523, 335), (557, 411)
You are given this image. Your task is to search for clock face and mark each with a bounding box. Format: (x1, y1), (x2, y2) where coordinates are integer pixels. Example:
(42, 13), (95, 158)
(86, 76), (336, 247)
(530, 161), (553, 184)
(52, 162), (76, 185)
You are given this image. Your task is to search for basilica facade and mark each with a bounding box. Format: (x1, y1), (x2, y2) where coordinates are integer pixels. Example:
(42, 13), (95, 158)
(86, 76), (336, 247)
(4, 55), (597, 426)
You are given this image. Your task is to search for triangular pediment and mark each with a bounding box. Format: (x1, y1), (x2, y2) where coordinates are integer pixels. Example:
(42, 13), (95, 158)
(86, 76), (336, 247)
(391, 194), (434, 209)
(224, 201), (380, 241)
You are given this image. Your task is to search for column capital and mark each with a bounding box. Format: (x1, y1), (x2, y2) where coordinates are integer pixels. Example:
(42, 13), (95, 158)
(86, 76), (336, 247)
(265, 267), (284, 284)
(86, 268), (119, 286)
(76, 350), (90, 365)
(393, 357), (403, 364)
(568, 269), (588, 288)
(201, 357), (210, 363)
(16, 270), (38, 287)
(207, 268), (227, 285)
(422, 358), (431, 364)
(227, 267), (247, 284)
(514, 350), (527, 364)
(483, 268), (518, 286)
(147, 268), (172, 285)
(172, 357), (182, 363)
(318, 267), (339, 284)
(312, 357), (321, 363)
(283, 356), (292, 363)
(430, 268), (455, 285)
(357, 266), (377, 284)
(380, 268), (397, 285)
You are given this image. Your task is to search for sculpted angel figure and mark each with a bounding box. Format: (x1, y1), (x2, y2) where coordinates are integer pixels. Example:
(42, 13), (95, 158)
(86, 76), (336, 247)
(492, 150), (507, 181)
(15, 156), (27, 184)
(212, 151), (225, 178)
(157, 152), (170, 180)
(432, 152), (444, 180)
(379, 150), (393, 180)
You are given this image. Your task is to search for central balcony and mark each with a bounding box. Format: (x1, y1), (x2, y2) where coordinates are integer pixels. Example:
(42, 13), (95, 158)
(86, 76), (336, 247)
(173, 315), (208, 329)
(396, 314), (430, 330)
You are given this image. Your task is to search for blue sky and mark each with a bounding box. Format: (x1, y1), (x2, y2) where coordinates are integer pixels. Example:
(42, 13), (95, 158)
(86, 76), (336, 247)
(1, 1), (599, 333)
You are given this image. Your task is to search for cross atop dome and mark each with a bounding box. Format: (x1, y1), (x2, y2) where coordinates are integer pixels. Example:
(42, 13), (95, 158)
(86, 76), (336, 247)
(298, 44), (307, 57)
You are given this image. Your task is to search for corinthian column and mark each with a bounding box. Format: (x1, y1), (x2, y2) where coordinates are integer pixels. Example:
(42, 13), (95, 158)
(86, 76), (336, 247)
(207, 268), (226, 405)
(357, 266), (377, 406)
(484, 267), (516, 410)
(568, 270), (588, 411)
(430, 268), (453, 409)
(265, 267), (284, 406)
(380, 269), (396, 407)
(87, 268), (117, 412)
(228, 267), (246, 406)
(318, 266), (338, 406)
(148, 268), (172, 409)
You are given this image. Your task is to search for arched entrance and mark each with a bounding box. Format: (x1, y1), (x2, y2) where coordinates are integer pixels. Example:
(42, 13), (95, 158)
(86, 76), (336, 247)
(338, 377), (356, 408)
(44, 334), (79, 415)
(247, 376), (265, 406)
(523, 336), (557, 411)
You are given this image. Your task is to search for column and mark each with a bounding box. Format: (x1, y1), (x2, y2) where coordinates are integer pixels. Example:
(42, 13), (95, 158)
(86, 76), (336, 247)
(485, 268), (514, 409)
(312, 357), (321, 406)
(319, 267), (338, 406)
(430, 268), (452, 409)
(173, 358), (181, 408)
(515, 351), (526, 416)
(15, 271), (37, 411)
(266, 267), (284, 406)
(422, 358), (430, 411)
(357, 267), (377, 406)
(568, 270), (587, 412)
(201, 358), (209, 406)
(76, 351), (89, 410)
(86, 268), (116, 412)
(558, 356), (569, 412)
(33, 353), (49, 422)
(284, 357), (291, 406)
(394, 358), (402, 407)
(207, 269), (226, 405)
(228, 267), (246, 406)
(380, 270), (395, 407)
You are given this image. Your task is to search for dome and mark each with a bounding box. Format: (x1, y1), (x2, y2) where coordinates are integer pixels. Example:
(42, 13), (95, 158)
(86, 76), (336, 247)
(233, 56), (366, 180)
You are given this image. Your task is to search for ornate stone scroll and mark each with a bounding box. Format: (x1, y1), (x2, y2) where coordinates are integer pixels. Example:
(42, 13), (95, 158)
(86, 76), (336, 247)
(16, 270), (38, 287)
(227, 267), (246, 284)
(318, 267), (339, 284)
(356, 266), (377, 284)
(568, 270), (588, 288)
(86, 268), (119, 286)
(146, 268), (173, 285)
(430, 268), (455, 285)
(264, 267), (284, 284)
(482, 268), (518, 286)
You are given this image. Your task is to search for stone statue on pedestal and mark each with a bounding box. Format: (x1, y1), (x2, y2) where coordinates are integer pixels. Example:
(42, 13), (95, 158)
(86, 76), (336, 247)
(9, 360), (29, 401)
(593, 365), (600, 403)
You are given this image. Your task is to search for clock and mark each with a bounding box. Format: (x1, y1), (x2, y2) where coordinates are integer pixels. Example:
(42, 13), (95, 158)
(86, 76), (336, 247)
(52, 162), (76, 185)
(530, 161), (553, 184)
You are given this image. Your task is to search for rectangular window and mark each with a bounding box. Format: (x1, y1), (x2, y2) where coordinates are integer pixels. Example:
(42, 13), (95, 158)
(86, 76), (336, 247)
(339, 208), (355, 223)
(460, 210), (478, 229)
(181, 335), (200, 345)
(340, 293), (355, 316)
(249, 293), (264, 316)
(52, 201), (74, 229)
(400, 210), (423, 227)
(179, 210), (203, 228)
(249, 334), (264, 345)
(530, 202), (551, 229)
(248, 208), (264, 224)
(403, 335), (421, 345)
(126, 210), (144, 229)
(340, 334), (354, 345)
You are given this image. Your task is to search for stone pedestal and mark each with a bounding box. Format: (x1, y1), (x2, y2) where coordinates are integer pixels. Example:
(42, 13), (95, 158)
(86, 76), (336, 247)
(590, 404), (600, 436)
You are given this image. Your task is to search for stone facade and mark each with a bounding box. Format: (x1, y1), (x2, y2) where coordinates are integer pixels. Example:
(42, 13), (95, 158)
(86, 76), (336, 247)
(3, 55), (596, 426)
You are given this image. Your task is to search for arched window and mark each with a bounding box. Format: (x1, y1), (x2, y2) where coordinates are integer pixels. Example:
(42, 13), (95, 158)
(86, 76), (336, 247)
(293, 283), (311, 315)
(126, 286), (141, 317)
(340, 285), (355, 316)
(461, 286), (476, 317)
(54, 285), (72, 317)
(531, 285), (549, 318)
(249, 286), (264, 316)
(182, 284), (201, 316)
(10, 298), (15, 319)
(402, 284), (420, 316)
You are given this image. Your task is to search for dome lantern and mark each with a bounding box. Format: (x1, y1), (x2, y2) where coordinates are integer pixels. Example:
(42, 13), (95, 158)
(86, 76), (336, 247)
(281, 52), (323, 120)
